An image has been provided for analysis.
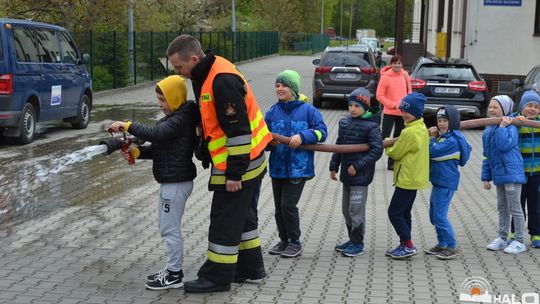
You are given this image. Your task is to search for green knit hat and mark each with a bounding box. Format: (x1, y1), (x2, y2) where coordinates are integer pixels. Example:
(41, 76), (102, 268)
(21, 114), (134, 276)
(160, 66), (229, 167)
(276, 70), (301, 99)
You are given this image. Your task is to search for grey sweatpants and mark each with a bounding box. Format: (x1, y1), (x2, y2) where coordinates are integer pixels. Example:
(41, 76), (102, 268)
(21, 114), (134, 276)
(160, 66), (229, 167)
(342, 185), (368, 244)
(496, 183), (525, 243)
(157, 181), (193, 272)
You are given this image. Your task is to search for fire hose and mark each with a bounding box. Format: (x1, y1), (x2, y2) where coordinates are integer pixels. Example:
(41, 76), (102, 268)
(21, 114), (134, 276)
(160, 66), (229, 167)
(98, 117), (540, 158)
(271, 117), (540, 154)
(99, 128), (135, 165)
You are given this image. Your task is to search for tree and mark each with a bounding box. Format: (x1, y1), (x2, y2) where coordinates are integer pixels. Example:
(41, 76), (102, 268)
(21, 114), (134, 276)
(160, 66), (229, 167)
(0, 0), (126, 32)
(251, 0), (302, 32)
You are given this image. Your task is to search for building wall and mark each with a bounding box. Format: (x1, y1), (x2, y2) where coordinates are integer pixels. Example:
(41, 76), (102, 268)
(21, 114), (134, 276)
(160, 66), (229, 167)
(425, 0), (439, 55)
(424, 0), (539, 76)
(465, 1), (538, 75)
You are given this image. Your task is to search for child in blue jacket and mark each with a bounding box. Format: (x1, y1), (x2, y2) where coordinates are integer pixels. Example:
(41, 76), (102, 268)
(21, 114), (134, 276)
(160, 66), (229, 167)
(265, 70), (327, 258)
(513, 90), (540, 248)
(482, 95), (526, 254)
(329, 88), (383, 257)
(425, 105), (471, 260)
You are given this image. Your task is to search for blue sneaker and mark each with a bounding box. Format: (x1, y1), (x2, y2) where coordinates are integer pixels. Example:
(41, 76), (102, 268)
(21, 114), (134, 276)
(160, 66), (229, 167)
(335, 240), (352, 252)
(342, 242), (364, 257)
(531, 236), (540, 248)
(389, 246), (418, 259)
(385, 244), (402, 257)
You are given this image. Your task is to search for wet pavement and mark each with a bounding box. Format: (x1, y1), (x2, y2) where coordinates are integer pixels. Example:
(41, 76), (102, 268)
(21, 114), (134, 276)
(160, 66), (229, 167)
(1, 55), (540, 303)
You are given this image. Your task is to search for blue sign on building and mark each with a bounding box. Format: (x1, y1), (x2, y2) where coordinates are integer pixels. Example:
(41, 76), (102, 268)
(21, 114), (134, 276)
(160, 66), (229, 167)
(484, 0), (521, 6)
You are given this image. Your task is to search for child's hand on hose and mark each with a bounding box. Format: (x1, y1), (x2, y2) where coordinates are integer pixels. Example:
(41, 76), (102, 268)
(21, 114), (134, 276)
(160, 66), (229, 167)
(428, 126), (439, 138)
(110, 121), (128, 132)
(121, 145), (138, 164)
(288, 134), (302, 149)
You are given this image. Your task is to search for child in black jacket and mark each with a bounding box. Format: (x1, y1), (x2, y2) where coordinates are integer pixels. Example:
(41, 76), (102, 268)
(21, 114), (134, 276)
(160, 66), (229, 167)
(329, 88), (383, 257)
(110, 75), (200, 290)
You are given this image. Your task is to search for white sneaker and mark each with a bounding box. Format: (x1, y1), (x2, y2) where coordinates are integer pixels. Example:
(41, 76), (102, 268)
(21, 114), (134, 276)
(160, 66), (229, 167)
(504, 240), (526, 254)
(486, 237), (507, 251)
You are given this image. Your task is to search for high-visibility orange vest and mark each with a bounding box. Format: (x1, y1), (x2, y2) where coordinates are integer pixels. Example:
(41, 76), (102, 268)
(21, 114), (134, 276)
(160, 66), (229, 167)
(199, 56), (272, 172)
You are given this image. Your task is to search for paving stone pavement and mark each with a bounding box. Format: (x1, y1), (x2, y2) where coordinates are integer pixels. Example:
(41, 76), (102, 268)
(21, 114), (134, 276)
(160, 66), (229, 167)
(1, 55), (540, 304)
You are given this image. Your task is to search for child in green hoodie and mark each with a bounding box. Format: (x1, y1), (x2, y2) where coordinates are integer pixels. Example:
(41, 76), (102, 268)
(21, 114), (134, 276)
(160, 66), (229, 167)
(384, 92), (430, 260)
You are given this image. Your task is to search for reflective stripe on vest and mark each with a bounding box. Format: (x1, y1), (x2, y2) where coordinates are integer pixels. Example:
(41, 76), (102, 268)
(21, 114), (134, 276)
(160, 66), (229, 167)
(199, 56), (273, 172)
(209, 153), (267, 185)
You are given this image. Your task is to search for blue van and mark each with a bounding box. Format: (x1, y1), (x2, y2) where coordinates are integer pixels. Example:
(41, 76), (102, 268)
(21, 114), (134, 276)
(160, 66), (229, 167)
(0, 18), (92, 144)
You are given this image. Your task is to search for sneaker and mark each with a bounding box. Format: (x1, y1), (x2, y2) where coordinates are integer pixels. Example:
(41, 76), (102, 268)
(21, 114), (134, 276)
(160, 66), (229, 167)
(385, 244), (402, 257)
(335, 240), (352, 252)
(389, 246), (417, 259)
(280, 242), (303, 258)
(341, 242), (364, 257)
(435, 248), (461, 260)
(486, 237), (507, 251)
(146, 267), (167, 282)
(268, 240), (288, 255)
(503, 240), (527, 254)
(423, 245), (447, 255)
(531, 235), (540, 248)
(145, 269), (183, 290)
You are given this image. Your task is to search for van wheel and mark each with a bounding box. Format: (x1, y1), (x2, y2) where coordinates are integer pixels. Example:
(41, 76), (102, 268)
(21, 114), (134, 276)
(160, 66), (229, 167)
(18, 103), (36, 144)
(71, 95), (91, 129)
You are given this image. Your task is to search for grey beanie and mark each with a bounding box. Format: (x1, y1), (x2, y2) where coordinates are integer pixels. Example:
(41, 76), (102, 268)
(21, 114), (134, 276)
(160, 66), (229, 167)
(491, 95), (514, 116)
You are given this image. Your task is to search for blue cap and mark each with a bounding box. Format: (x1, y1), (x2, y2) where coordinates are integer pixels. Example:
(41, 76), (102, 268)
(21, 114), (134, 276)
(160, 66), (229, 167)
(519, 90), (540, 112)
(399, 92), (426, 118)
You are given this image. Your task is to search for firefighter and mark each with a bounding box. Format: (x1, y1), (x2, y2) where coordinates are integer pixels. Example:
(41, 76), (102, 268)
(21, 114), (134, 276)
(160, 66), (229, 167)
(166, 34), (273, 293)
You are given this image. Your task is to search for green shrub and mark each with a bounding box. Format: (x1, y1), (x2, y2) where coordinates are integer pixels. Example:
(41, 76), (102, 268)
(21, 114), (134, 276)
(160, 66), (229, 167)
(92, 66), (114, 91)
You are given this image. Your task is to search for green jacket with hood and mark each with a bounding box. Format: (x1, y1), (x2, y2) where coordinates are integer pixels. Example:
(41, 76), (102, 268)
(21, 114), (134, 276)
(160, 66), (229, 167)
(385, 118), (430, 190)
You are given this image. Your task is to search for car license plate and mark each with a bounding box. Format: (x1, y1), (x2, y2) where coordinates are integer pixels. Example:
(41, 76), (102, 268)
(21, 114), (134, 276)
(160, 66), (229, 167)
(434, 87), (460, 94)
(335, 73), (356, 79)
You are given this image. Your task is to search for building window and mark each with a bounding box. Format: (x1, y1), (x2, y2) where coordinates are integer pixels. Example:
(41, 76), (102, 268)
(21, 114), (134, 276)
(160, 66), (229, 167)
(536, 0), (540, 35)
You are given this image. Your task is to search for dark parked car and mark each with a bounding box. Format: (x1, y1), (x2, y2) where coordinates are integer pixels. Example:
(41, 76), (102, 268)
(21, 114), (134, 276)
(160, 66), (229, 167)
(409, 57), (487, 119)
(312, 45), (380, 108)
(512, 64), (540, 104)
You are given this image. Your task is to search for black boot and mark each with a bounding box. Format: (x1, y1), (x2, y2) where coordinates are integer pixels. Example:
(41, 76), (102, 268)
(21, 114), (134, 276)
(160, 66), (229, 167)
(184, 277), (231, 293)
(233, 270), (267, 283)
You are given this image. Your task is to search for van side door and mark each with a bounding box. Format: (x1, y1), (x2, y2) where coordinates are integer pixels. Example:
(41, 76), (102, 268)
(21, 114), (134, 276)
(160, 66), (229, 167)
(34, 27), (67, 121)
(11, 26), (44, 117)
(58, 31), (86, 118)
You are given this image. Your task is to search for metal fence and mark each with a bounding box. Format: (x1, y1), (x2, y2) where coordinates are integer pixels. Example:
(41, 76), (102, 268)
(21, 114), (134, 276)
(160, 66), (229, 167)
(72, 31), (279, 91)
(279, 33), (330, 55)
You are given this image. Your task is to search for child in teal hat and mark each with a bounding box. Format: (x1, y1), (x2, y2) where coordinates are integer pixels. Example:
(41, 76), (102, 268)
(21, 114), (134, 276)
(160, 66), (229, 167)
(265, 69), (328, 258)
(275, 70), (301, 99)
